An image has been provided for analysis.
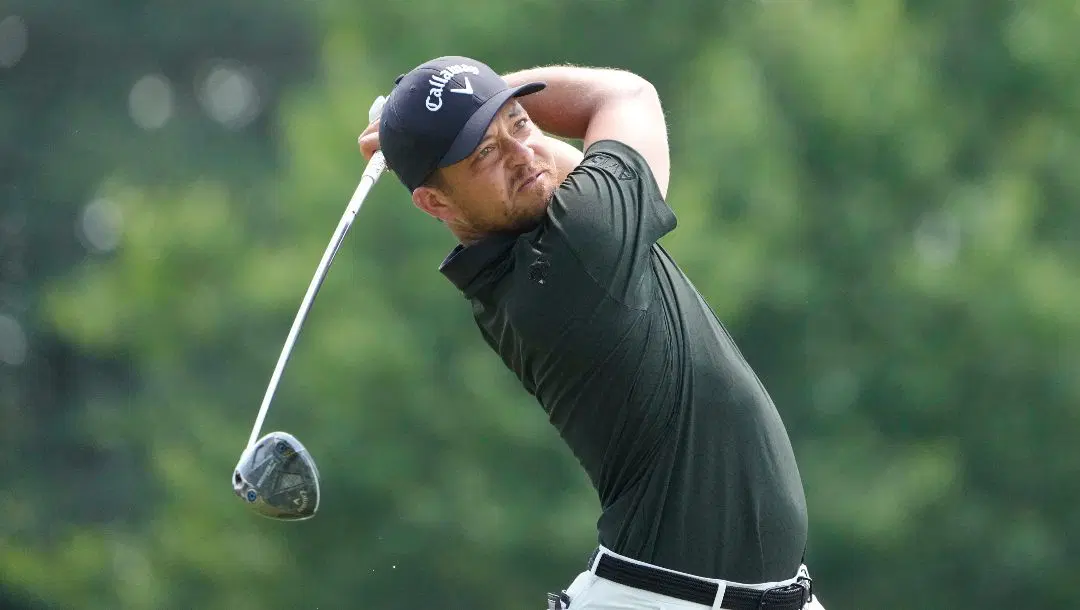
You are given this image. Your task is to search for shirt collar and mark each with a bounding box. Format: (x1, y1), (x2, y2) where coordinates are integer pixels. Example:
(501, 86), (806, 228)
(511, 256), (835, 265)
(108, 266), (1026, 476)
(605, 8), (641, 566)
(438, 232), (520, 297)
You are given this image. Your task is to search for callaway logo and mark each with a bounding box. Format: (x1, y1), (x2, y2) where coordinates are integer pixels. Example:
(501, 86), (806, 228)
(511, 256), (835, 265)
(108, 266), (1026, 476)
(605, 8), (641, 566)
(293, 490), (309, 510)
(425, 63), (479, 112)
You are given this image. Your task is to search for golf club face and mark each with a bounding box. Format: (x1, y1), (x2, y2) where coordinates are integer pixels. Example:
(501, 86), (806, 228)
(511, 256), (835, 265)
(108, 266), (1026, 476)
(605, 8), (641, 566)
(233, 431), (320, 521)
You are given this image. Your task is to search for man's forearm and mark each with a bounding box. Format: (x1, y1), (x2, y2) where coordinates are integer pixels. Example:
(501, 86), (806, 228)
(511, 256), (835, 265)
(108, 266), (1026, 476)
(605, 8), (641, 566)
(503, 65), (650, 140)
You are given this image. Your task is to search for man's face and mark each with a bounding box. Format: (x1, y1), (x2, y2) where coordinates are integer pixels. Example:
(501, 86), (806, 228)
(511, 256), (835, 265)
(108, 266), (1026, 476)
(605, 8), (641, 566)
(414, 101), (559, 241)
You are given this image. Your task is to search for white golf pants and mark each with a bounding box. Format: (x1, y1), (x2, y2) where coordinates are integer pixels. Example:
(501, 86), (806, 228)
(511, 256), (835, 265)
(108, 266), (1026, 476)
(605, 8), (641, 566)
(556, 546), (826, 610)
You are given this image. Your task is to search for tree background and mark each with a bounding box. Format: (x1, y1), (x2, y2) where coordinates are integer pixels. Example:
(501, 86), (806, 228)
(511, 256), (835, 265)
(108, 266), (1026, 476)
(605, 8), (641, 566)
(3, 1), (1079, 608)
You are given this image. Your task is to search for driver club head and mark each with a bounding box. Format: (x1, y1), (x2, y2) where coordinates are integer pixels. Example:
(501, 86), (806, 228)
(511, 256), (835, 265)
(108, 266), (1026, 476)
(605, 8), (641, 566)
(232, 431), (321, 521)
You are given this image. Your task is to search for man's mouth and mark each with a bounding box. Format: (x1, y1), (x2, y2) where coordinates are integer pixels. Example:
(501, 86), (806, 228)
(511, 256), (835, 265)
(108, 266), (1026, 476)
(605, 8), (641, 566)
(517, 170), (544, 192)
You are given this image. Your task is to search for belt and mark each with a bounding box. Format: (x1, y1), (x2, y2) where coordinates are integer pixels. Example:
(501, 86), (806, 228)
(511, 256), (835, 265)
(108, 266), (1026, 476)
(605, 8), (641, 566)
(591, 550), (812, 610)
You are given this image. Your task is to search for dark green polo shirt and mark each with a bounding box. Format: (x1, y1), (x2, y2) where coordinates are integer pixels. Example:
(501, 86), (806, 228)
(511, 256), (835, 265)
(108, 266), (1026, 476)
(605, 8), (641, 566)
(439, 139), (808, 582)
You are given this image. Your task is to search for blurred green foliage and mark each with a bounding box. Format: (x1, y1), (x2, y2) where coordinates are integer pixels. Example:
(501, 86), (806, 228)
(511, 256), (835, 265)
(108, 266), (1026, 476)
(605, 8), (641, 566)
(3, 0), (1080, 609)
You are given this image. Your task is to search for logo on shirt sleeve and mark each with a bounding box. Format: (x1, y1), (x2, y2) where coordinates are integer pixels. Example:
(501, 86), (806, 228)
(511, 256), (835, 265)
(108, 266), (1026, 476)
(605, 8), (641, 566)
(582, 152), (636, 180)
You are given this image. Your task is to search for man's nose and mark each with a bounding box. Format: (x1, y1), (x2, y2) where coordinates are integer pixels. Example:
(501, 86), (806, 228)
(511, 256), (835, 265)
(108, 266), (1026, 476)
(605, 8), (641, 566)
(505, 137), (534, 166)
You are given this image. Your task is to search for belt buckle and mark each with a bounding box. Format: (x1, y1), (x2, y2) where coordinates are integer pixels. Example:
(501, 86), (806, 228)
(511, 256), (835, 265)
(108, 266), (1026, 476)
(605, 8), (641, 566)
(757, 576), (812, 609)
(798, 573), (813, 602)
(547, 590), (570, 609)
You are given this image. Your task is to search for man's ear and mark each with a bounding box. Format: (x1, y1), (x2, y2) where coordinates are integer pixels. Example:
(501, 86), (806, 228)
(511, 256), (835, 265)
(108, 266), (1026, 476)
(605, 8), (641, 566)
(411, 186), (454, 222)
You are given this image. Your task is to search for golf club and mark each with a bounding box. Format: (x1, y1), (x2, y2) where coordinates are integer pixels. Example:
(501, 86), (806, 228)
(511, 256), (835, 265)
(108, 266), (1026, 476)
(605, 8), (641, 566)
(232, 95), (388, 521)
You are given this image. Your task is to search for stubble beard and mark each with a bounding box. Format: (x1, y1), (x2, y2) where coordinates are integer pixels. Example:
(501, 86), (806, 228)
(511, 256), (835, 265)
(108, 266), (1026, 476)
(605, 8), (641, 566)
(457, 171), (557, 239)
(507, 178), (556, 232)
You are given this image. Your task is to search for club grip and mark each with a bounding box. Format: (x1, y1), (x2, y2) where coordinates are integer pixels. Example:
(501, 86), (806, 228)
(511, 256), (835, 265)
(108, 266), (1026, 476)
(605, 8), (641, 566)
(369, 96), (387, 123)
(362, 151), (387, 182)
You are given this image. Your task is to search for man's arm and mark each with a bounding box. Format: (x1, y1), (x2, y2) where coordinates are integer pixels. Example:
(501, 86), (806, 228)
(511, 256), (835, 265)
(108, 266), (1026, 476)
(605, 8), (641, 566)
(504, 65), (670, 197)
(545, 135), (586, 185)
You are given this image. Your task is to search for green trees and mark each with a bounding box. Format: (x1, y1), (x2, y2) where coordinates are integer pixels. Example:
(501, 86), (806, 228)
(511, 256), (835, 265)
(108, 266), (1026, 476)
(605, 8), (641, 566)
(4, 1), (1079, 608)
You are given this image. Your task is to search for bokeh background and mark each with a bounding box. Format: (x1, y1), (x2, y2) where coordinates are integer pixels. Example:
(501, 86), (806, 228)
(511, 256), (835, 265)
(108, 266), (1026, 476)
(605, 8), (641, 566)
(3, 1), (1080, 608)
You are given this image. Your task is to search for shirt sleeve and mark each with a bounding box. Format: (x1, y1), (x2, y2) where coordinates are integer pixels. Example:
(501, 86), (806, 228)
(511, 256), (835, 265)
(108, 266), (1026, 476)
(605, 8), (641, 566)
(545, 139), (677, 308)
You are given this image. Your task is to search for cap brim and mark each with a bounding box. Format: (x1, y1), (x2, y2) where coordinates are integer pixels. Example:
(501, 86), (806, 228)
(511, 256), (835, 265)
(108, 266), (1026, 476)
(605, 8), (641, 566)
(439, 82), (546, 168)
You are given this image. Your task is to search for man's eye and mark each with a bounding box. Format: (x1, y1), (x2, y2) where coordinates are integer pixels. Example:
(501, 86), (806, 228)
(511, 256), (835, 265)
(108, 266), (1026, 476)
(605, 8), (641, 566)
(515, 118), (529, 131)
(478, 145), (494, 159)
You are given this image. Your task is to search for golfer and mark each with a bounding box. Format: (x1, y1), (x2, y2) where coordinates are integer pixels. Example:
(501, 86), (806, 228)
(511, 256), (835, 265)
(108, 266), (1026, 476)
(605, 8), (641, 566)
(359, 55), (825, 610)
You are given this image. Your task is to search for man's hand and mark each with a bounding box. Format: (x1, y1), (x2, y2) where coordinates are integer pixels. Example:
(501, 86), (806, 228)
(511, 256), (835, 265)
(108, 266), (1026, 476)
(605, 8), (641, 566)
(358, 119), (381, 161)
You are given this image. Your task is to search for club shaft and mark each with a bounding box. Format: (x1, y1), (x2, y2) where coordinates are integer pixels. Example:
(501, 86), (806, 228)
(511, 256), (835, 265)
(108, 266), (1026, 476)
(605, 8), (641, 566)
(246, 151), (387, 448)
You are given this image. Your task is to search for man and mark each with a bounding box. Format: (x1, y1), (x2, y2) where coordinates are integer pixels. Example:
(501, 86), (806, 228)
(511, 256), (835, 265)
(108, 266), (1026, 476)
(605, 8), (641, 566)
(359, 56), (825, 610)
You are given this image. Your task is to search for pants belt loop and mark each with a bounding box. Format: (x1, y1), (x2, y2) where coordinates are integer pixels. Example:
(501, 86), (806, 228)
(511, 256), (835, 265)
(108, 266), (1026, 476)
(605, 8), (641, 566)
(588, 547), (605, 573)
(709, 580), (729, 610)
